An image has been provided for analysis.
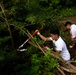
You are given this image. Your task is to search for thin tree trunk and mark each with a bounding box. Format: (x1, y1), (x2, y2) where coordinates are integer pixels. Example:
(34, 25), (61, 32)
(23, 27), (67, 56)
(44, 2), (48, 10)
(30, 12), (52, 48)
(0, 2), (15, 50)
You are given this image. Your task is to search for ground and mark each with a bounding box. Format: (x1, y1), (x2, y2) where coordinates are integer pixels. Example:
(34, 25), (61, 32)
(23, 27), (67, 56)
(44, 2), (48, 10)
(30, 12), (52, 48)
(59, 16), (76, 24)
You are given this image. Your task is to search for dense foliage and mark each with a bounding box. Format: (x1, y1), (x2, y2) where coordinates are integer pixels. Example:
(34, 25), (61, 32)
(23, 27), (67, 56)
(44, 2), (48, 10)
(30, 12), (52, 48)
(0, 0), (76, 75)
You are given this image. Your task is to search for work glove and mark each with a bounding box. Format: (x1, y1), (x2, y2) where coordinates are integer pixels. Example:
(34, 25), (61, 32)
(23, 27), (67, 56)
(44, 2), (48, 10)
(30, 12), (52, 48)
(35, 29), (40, 35)
(69, 43), (75, 48)
(69, 45), (73, 48)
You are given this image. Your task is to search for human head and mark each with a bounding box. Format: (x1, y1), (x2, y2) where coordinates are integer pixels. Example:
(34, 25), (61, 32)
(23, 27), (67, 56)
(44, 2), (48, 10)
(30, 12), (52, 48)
(64, 21), (72, 30)
(50, 28), (60, 40)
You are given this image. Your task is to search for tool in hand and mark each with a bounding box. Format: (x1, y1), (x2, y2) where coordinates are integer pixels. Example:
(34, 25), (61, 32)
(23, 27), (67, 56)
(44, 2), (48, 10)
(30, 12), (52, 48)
(17, 30), (39, 51)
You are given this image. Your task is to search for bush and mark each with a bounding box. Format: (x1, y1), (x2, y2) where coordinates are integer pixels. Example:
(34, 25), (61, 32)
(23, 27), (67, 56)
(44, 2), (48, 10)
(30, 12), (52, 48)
(27, 50), (58, 75)
(58, 7), (76, 19)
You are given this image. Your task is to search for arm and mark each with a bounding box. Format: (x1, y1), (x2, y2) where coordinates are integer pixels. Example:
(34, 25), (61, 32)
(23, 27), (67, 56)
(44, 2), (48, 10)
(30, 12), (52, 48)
(35, 30), (52, 41)
(38, 34), (51, 41)
(70, 31), (76, 48)
(69, 38), (76, 48)
(52, 50), (61, 56)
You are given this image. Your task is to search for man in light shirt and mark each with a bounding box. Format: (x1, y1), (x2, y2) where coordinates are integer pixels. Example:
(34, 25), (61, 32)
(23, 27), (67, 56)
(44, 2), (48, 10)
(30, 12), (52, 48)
(35, 29), (70, 61)
(65, 21), (76, 48)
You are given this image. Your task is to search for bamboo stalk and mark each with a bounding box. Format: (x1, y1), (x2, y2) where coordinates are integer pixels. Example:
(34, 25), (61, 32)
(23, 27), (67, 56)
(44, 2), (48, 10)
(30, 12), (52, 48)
(60, 66), (76, 73)
(25, 29), (46, 55)
(57, 66), (66, 75)
(28, 41), (39, 48)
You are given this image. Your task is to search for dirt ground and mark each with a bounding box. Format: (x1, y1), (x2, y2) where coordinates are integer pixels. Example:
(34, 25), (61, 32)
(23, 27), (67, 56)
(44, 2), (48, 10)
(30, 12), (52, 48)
(58, 16), (76, 24)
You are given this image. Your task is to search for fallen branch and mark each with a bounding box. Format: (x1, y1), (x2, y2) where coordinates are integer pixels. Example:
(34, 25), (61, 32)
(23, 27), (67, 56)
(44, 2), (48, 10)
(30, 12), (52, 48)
(57, 66), (66, 75)
(60, 66), (76, 73)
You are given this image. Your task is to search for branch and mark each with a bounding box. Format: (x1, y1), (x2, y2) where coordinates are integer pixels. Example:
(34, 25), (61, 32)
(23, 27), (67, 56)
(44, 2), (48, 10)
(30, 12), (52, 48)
(57, 66), (66, 75)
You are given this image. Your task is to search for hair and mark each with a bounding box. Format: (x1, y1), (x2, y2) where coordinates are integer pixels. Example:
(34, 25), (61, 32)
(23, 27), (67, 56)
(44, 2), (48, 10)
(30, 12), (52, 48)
(64, 21), (72, 27)
(50, 28), (60, 36)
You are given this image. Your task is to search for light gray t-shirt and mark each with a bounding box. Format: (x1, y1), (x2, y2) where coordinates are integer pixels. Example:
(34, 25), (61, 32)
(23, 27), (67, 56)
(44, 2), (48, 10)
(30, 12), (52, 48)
(70, 24), (76, 38)
(50, 37), (70, 61)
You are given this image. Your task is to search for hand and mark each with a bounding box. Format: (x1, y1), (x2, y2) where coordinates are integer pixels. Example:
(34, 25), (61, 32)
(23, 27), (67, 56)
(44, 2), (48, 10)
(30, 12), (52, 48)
(69, 45), (73, 48)
(35, 29), (40, 35)
(44, 46), (50, 50)
(43, 46), (50, 52)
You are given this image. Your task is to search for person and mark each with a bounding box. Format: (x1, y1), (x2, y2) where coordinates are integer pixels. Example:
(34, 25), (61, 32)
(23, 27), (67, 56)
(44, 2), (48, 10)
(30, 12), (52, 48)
(64, 21), (76, 48)
(35, 29), (70, 61)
